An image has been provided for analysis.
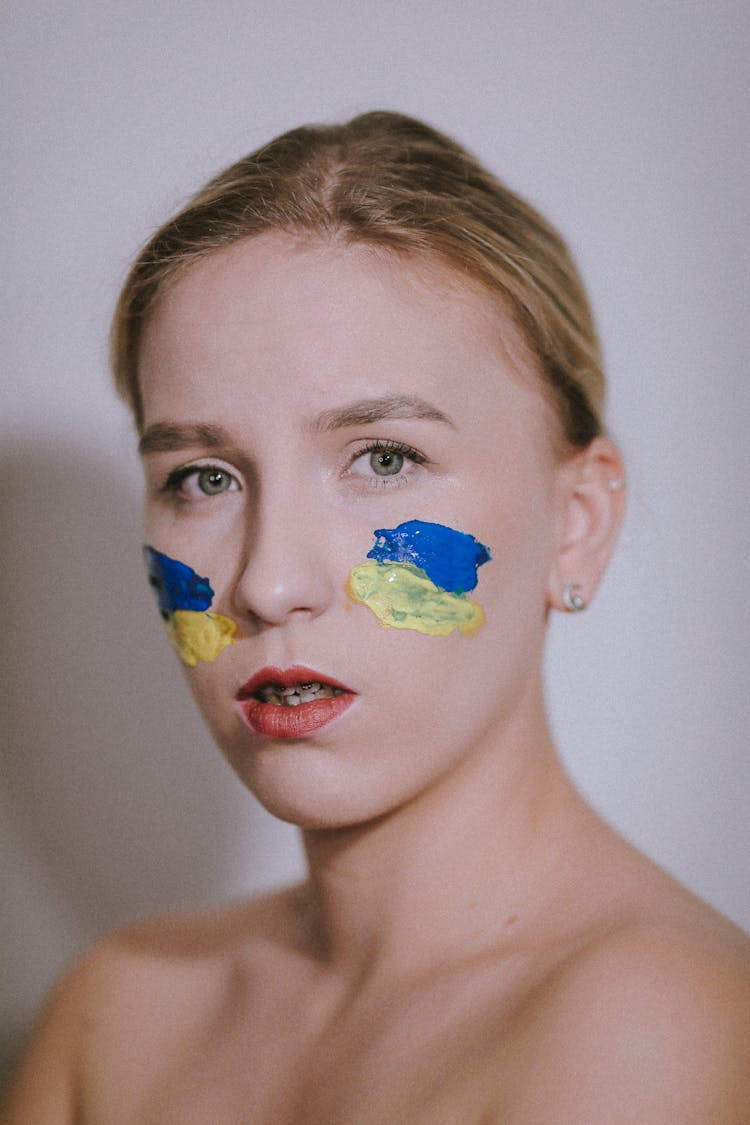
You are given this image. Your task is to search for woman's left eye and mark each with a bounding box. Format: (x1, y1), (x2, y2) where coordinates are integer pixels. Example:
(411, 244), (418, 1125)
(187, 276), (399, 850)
(346, 441), (428, 485)
(367, 448), (404, 477)
(164, 464), (240, 498)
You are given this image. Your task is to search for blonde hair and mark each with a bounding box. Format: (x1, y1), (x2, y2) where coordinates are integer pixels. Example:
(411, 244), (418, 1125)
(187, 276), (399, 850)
(111, 111), (604, 443)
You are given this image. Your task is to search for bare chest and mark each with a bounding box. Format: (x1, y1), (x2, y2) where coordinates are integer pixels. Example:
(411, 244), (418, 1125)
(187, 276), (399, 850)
(127, 970), (519, 1125)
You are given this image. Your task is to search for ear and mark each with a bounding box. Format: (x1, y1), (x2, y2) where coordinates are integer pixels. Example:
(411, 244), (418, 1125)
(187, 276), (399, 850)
(546, 437), (626, 613)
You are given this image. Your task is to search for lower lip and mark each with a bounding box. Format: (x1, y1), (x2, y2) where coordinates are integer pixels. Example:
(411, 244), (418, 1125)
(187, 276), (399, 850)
(237, 693), (355, 739)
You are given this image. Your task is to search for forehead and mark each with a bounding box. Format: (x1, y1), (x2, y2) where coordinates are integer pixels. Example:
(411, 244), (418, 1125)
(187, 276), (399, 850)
(139, 231), (556, 446)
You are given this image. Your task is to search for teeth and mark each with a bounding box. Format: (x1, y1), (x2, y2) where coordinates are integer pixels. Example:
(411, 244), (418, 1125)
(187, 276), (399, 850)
(255, 683), (344, 707)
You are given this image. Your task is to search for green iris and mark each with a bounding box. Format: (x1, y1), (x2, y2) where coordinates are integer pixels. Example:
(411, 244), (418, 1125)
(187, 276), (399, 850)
(370, 450), (404, 476)
(198, 468), (233, 494)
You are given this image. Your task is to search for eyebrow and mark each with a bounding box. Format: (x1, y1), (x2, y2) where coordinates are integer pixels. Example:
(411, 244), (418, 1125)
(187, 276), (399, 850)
(310, 394), (456, 432)
(138, 395), (456, 455)
(138, 422), (229, 455)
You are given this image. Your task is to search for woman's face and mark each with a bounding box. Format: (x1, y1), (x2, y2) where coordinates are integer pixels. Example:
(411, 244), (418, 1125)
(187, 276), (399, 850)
(139, 232), (571, 828)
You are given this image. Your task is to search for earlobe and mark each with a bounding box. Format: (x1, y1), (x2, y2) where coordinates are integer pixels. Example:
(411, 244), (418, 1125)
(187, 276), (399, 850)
(547, 437), (627, 613)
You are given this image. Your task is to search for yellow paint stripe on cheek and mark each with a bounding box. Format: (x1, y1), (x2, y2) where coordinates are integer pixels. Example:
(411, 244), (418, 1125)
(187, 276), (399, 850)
(167, 610), (237, 666)
(346, 562), (485, 637)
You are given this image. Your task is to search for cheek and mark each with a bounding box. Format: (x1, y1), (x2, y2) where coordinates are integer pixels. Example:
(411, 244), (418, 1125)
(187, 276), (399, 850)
(142, 544), (238, 668)
(344, 503), (555, 713)
(347, 563), (486, 636)
(346, 519), (492, 638)
(468, 502), (557, 684)
(168, 611), (237, 667)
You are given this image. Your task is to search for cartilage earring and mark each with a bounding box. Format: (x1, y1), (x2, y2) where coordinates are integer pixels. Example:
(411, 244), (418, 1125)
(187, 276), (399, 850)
(562, 583), (587, 613)
(608, 478), (625, 492)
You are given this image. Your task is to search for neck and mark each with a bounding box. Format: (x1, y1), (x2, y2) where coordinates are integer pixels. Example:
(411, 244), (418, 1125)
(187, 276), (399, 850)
(297, 696), (585, 985)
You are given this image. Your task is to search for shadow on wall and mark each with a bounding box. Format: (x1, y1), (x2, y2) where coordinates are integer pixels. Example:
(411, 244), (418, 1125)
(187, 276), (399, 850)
(1, 439), (288, 1073)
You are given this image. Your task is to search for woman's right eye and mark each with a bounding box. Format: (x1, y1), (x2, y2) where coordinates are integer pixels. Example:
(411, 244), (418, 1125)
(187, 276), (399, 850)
(163, 464), (240, 498)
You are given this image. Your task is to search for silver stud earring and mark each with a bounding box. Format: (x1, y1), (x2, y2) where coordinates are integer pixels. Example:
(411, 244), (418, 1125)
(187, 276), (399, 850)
(608, 478), (625, 492)
(562, 583), (587, 613)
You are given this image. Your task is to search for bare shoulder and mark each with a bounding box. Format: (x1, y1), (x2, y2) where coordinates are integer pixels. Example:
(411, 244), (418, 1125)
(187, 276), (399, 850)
(1, 940), (95, 1124)
(1, 886), (304, 1125)
(502, 899), (750, 1123)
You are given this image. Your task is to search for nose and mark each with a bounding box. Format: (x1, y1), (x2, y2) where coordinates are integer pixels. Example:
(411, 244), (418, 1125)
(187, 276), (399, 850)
(230, 491), (337, 629)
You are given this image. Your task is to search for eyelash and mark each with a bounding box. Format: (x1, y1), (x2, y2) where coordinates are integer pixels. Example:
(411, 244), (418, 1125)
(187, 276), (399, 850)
(161, 463), (239, 498)
(158, 438), (429, 500)
(345, 439), (429, 488)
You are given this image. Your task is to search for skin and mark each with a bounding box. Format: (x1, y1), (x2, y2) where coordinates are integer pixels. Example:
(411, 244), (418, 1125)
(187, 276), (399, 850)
(4, 232), (750, 1124)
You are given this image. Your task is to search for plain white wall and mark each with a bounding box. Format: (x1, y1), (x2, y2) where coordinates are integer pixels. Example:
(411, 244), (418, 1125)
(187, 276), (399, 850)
(3, 0), (748, 1075)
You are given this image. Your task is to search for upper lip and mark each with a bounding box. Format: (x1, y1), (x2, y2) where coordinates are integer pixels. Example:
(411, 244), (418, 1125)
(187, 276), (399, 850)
(236, 665), (355, 700)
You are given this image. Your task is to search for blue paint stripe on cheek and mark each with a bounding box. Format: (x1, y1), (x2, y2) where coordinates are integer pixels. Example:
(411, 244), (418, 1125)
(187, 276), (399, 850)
(366, 520), (491, 594)
(143, 546), (215, 614)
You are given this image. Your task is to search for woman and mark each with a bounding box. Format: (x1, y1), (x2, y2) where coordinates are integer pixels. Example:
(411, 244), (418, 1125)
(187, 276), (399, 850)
(4, 112), (749, 1123)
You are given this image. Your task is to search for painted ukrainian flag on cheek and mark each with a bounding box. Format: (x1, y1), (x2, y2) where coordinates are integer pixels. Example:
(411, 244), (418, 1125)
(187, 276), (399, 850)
(144, 546), (237, 666)
(347, 520), (491, 637)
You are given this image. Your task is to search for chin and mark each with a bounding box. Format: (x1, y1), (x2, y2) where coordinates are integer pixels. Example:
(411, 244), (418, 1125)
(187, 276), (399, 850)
(236, 775), (388, 832)
(217, 736), (421, 832)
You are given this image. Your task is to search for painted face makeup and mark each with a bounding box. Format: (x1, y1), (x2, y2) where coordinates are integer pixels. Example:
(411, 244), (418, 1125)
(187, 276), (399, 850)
(346, 520), (491, 636)
(144, 546), (237, 666)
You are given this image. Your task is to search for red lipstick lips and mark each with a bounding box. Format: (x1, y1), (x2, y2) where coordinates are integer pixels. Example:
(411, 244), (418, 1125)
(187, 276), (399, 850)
(235, 665), (356, 739)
